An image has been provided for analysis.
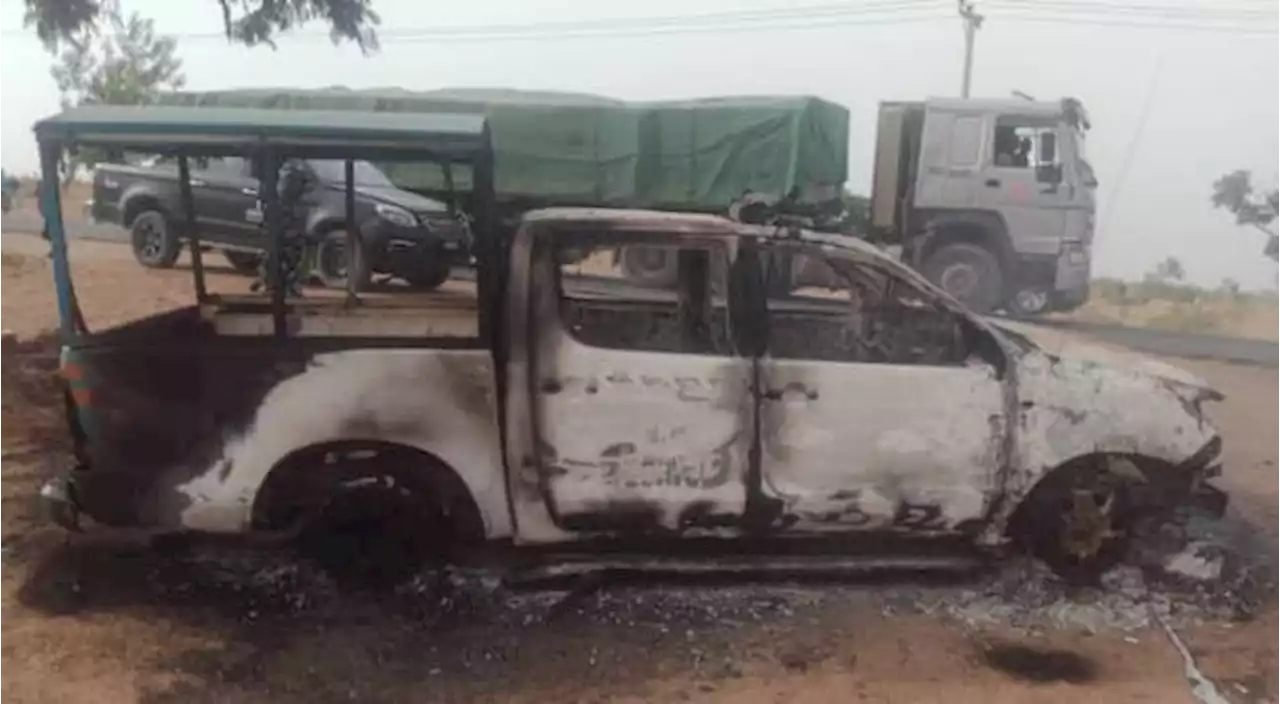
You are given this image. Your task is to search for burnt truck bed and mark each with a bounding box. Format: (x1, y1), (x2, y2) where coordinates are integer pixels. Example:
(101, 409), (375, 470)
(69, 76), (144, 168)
(60, 300), (495, 530)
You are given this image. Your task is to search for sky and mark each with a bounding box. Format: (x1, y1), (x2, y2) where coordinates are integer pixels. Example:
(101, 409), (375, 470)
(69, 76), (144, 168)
(1, 0), (1277, 289)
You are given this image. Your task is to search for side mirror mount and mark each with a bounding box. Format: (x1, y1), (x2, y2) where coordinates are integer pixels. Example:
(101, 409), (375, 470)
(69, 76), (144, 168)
(1038, 132), (1057, 164)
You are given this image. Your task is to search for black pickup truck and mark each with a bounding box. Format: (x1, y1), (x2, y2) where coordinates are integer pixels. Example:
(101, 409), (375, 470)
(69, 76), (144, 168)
(91, 156), (471, 289)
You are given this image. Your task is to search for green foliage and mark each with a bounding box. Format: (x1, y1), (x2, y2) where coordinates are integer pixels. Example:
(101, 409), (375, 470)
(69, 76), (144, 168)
(25, 0), (380, 53)
(1211, 169), (1279, 261)
(1147, 255), (1185, 284)
(50, 1), (185, 180)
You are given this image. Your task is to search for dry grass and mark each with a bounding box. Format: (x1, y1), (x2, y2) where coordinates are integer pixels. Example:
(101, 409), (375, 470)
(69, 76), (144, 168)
(1064, 282), (1280, 345)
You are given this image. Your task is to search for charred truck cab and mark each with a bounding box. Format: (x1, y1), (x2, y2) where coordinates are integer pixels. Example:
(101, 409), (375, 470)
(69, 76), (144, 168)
(37, 105), (1222, 588)
(871, 97), (1096, 316)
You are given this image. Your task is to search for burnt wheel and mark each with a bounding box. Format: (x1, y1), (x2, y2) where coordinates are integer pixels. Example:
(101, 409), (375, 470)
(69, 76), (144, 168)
(1019, 467), (1134, 585)
(295, 477), (449, 590)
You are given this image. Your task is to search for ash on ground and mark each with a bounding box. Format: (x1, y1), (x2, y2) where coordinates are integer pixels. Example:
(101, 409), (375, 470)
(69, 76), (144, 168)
(31, 509), (1273, 652)
(906, 512), (1276, 633)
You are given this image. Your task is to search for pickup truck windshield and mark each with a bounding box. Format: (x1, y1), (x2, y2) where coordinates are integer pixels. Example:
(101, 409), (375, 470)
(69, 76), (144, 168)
(307, 159), (395, 188)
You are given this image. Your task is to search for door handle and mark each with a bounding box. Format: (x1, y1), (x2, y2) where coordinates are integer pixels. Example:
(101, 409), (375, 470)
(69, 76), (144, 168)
(763, 383), (819, 401)
(984, 178), (1001, 188)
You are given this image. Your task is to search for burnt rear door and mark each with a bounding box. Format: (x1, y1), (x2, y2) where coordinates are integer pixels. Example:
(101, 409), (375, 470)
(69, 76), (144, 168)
(532, 233), (754, 534)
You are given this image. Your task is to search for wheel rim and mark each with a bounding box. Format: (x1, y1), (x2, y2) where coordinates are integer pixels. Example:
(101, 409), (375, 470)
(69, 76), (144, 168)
(1014, 288), (1049, 314)
(939, 261), (982, 302)
(633, 247), (669, 273)
(137, 220), (163, 260)
(1059, 487), (1121, 561)
(320, 235), (350, 279)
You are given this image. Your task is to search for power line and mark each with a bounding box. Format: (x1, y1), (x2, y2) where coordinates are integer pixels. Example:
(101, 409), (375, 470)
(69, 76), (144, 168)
(994, 13), (1277, 33)
(992, 0), (1277, 18)
(0, 1), (946, 41)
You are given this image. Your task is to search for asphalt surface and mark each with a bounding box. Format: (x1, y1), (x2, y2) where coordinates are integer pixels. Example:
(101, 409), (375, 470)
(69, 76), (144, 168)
(4, 211), (1275, 367)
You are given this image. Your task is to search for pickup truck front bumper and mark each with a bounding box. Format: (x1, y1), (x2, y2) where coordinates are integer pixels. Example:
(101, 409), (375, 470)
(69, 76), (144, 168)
(362, 218), (472, 269)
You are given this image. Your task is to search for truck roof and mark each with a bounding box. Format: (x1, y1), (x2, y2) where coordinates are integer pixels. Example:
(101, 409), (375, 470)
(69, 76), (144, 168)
(922, 97), (1066, 117)
(523, 207), (893, 261)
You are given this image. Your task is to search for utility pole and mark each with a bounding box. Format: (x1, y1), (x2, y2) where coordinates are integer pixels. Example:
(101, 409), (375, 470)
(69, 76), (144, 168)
(958, 0), (983, 98)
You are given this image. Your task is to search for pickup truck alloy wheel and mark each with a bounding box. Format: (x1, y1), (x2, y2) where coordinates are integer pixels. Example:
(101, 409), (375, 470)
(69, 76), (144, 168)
(315, 230), (371, 291)
(130, 210), (181, 268)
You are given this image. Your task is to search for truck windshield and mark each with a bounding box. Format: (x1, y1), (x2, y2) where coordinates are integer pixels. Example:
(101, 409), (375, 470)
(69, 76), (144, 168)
(307, 159), (395, 188)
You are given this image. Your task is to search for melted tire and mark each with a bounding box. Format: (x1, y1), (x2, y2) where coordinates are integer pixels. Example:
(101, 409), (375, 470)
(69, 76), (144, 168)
(295, 483), (447, 590)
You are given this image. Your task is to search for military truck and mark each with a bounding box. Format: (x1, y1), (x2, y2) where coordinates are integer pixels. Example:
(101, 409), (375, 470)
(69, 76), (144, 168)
(156, 88), (1096, 315)
(869, 97), (1096, 315)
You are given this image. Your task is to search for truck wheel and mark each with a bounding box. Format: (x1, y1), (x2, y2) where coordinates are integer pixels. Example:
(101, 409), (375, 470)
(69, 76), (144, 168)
(1006, 287), (1050, 318)
(620, 245), (679, 288)
(295, 477), (449, 590)
(922, 243), (1003, 314)
(223, 251), (262, 274)
(404, 259), (451, 291)
(130, 210), (181, 268)
(315, 230), (371, 291)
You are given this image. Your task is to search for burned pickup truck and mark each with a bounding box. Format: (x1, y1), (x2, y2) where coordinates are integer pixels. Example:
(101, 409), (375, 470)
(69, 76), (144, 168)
(36, 105), (1225, 587)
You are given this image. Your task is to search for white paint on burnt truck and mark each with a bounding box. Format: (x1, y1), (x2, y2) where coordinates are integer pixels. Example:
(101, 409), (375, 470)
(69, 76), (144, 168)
(760, 358), (1002, 532)
(176, 349), (509, 536)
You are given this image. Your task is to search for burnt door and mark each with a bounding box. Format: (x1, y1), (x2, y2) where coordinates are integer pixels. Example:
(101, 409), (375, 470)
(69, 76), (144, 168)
(757, 244), (1007, 534)
(532, 234), (755, 534)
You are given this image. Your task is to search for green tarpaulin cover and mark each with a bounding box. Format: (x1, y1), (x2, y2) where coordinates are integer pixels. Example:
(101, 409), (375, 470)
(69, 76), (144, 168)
(157, 88), (848, 212)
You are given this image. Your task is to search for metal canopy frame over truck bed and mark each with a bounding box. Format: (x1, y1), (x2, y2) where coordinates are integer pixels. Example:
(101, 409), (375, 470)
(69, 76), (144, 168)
(33, 105), (499, 342)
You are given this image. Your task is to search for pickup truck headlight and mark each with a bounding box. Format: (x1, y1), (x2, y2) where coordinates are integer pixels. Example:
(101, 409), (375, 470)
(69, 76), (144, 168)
(375, 203), (416, 228)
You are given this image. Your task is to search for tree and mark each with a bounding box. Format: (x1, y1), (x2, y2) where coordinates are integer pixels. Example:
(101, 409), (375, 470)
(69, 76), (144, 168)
(25, 0), (379, 53)
(50, 0), (185, 180)
(1211, 169), (1279, 262)
(1149, 256), (1185, 283)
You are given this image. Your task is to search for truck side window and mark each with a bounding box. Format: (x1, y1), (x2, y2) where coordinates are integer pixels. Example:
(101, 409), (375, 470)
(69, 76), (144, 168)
(764, 248), (968, 366)
(992, 116), (1058, 171)
(554, 239), (733, 356)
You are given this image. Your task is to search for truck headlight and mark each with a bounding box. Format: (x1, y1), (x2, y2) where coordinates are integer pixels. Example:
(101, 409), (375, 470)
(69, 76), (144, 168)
(375, 203), (416, 228)
(1063, 242), (1089, 265)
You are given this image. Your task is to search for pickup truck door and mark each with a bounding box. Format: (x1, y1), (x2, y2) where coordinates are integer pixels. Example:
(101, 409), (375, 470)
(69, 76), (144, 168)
(191, 157), (262, 248)
(757, 244), (1008, 534)
(531, 234), (755, 534)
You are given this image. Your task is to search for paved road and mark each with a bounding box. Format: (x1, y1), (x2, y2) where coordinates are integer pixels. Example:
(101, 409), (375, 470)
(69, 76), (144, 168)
(5, 212), (1275, 367)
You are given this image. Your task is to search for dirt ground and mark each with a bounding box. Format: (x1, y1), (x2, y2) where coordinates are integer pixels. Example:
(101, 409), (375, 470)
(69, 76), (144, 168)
(1, 232), (1276, 704)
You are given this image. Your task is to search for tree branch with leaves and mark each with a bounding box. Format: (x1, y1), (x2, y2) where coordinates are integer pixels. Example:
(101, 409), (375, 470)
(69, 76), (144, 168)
(49, 0), (185, 180)
(25, 0), (380, 53)
(1211, 169), (1279, 261)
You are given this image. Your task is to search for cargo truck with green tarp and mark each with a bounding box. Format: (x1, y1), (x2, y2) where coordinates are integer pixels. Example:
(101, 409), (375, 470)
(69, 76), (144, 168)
(156, 88), (849, 215)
